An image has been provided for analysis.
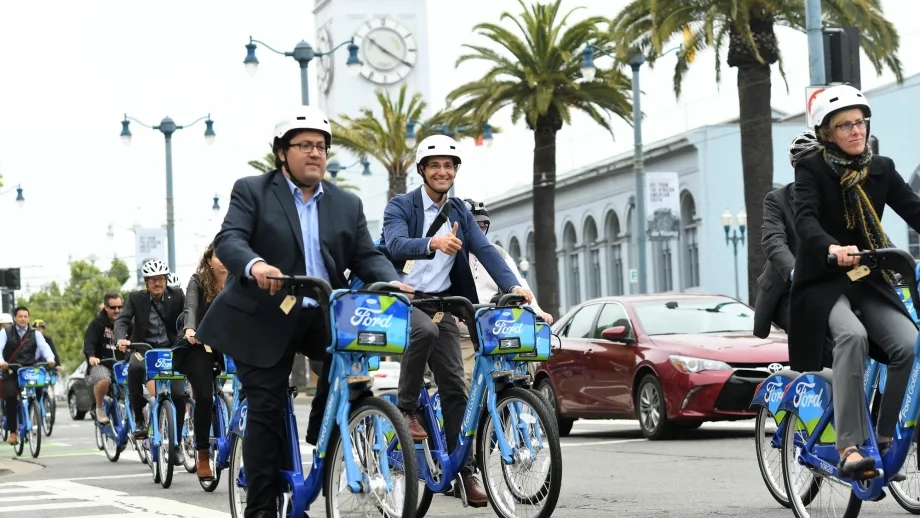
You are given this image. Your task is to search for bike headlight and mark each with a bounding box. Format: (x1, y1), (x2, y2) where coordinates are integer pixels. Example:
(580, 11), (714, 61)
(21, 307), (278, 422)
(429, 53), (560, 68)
(668, 355), (732, 374)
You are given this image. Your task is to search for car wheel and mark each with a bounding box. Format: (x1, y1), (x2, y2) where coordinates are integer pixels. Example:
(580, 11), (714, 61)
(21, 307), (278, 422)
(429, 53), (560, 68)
(636, 375), (673, 440)
(537, 378), (574, 437)
(68, 391), (86, 420)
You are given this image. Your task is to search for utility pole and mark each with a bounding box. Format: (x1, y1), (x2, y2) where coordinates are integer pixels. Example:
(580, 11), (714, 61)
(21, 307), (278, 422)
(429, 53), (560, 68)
(805, 0), (826, 85)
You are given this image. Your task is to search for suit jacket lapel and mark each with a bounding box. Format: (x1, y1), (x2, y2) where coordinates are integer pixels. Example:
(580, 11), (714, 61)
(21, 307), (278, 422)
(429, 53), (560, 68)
(411, 188), (424, 238)
(316, 183), (338, 278)
(271, 172), (306, 258)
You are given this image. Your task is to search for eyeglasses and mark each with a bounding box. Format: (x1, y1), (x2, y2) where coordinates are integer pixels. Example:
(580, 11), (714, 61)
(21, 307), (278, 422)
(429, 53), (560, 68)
(106, 305), (123, 310)
(426, 163), (455, 172)
(835, 119), (867, 133)
(289, 142), (327, 155)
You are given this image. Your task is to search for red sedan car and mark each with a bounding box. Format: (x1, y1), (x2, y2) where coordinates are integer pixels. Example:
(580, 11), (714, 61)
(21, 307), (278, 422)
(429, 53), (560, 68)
(533, 293), (788, 440)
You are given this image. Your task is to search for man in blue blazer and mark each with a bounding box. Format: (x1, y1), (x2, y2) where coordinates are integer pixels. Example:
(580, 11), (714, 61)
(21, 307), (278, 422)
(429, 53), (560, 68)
(382, 134), (532, 505)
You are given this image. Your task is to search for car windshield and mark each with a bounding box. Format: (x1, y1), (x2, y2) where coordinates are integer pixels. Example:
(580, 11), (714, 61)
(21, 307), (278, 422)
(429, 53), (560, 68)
(632, 297), (755, 336)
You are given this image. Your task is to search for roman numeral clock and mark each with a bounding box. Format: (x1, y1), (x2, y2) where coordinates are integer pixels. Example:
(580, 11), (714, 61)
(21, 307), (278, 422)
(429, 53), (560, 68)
(352, 18), (417, 85)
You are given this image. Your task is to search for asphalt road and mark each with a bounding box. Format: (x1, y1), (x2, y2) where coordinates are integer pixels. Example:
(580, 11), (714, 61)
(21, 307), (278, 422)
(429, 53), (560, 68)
(0, 400), (910, 517)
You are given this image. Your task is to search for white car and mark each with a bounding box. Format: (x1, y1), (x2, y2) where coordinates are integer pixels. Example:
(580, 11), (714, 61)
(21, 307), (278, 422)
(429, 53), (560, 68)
(373, 361), (401, 391)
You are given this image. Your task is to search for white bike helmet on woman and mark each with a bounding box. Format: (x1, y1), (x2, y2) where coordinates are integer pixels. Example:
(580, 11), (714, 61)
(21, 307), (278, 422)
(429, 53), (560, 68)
(415, 134), (462, 202)
(808, 84), (872, 133)
(789, 131), (820, 167)
(142, 259), (170, 278)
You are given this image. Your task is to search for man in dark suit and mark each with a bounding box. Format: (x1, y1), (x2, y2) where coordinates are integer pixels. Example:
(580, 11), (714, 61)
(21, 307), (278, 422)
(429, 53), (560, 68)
(195, 106), (412, 518)
(114, 259), (186, 457)
(753, 131), (817, 338)
(382, 134), (533, 505)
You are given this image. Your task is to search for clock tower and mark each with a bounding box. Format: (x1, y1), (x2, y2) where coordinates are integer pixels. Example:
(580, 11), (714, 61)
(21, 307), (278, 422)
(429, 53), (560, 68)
(313, 0), (431, 121)
(313, 0), (432, 235)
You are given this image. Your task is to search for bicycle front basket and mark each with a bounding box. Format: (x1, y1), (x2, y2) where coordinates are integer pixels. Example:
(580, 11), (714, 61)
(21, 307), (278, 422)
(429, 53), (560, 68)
(18, 366), (48, 387)
(508, 322), (552, 361)
(113, 361), (129, 385)
(475, 306), (538, 356)
(145, 349), (180, 379)
(330, 289), (411, 355)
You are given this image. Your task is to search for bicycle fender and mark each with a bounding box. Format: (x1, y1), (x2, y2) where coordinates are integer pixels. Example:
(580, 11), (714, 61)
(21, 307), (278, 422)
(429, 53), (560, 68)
(777, 371), (834, 438)
(229, 399), (248, 438)
(750, 370), (799, 419)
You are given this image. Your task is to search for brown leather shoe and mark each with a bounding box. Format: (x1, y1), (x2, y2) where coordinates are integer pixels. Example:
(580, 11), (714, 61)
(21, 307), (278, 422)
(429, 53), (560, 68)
(403, 411), (428, 441)
(461, 473), (488, 506)
(196, 450), (214, 481)
(7, 432), (17, 445)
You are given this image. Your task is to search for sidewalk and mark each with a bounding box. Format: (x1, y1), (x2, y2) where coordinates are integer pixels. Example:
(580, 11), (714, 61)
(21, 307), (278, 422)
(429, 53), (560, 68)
(0, 457), (42, 478)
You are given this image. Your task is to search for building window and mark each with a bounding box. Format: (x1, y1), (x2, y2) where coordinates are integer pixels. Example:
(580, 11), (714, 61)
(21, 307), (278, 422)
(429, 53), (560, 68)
(680, 190), (701, 288)
(583, 217), (599, 300)
(604, 210), (624, 295)
(563, 222), (579, 308)
(658, 240), (673, 292)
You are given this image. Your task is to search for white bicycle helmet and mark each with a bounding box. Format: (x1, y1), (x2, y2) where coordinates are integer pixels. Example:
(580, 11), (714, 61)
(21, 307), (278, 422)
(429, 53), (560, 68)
(142, 259), (170, 278)
(415, 135), (462, 166)
(789, 131), (820, 166)
(0, 313), (11, 325)
(167, 273), (181, 287)
(273, 105), (332, 144)
(808, 84), (871, 132)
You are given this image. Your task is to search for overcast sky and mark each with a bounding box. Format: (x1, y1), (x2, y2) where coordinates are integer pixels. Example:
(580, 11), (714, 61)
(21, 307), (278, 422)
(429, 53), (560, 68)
(2, 0), (918, 294)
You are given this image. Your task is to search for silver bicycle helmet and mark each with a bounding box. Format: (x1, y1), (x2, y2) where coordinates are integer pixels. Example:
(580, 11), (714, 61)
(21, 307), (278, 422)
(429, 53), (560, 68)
(789, 131), (820, 166)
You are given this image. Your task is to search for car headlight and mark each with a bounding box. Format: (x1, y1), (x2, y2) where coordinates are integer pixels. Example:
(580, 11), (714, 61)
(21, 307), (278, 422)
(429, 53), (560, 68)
(668, 355), (732, 374)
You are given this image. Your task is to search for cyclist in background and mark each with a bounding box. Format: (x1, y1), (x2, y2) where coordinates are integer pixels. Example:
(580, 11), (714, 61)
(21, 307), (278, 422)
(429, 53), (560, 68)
(0, 313), (12, 331)
(83, 293), (125, 424)
(168, 273), (181, 289)
(0, 306), (56, 444)
(31, 320), (61, 368)
(458, 198), (551, 387)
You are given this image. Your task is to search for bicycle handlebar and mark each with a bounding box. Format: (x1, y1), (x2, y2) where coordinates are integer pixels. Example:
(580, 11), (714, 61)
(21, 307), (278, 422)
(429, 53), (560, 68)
(4, 362), (51, 371)
(827, 247), (920, 307)
(410, 292), (528, 351)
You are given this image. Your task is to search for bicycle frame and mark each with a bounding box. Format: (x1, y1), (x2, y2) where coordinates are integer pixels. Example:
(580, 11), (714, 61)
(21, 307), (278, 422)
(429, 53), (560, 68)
(231, 352), (391, 516)
(213, 357), (242, 469)
(99, 361), (132, 447)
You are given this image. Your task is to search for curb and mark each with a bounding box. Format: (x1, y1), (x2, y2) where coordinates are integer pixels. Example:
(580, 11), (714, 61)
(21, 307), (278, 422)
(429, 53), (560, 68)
(0, 457), (43, 478)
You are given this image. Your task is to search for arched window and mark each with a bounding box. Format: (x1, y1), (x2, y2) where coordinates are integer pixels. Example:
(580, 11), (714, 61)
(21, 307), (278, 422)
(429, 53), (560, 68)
(625, 202), (637, 292)
(508, 237), (522, 264)
(563, 222), (580, 307)
(583, 217), (600, 299)
(680, 190), (700, 288)
(604, 210), (624, 296)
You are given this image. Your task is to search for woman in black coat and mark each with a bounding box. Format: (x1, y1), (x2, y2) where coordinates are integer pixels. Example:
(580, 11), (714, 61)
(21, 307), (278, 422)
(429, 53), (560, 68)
(180, 242), (228, 481)
(789, 84), (920, 480)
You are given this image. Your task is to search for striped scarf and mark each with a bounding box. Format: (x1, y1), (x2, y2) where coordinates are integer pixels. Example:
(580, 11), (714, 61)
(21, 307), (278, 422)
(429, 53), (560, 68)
(823, 145), (894, 283)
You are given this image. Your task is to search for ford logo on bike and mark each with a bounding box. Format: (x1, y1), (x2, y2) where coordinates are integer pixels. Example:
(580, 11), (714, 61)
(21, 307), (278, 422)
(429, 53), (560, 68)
(492, 319), (524, 336)
(350, 307), (393, 328)
(154, 357), (171, 369)
(768, 363), (783, 374)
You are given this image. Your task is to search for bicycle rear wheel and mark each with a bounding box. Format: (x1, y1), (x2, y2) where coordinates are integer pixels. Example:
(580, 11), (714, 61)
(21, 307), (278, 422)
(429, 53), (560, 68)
(325, 397), (418, 518)
(42, 396), (53, 437)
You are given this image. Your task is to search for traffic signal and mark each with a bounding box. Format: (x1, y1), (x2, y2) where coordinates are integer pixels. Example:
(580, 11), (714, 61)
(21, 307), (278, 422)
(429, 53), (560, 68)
(0, 268), (21, 290)
(0, 290), (12, 313)
(823, 26), (861, 90)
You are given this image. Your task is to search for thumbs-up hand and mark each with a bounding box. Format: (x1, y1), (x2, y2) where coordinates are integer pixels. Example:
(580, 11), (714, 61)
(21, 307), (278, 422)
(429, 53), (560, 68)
(431, 221), (463, 255)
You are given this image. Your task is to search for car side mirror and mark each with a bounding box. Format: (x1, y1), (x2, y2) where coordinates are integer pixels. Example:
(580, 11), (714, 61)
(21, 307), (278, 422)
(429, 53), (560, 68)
(601, 325), (632, 344)
(550, 334), (562, 358)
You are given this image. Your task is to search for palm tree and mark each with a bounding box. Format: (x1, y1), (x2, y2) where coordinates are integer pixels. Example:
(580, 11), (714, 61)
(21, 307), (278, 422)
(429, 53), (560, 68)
(247, 149), (360, 192)
(331, 83), (490, 202)
(609, 0), (903, 303)
(441, 0), (633, 317)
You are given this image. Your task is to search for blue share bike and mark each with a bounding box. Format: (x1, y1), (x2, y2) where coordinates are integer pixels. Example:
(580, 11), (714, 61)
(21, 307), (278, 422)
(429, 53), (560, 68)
(752, 248), (920, 517)
(94, 356), (135, 462)
(227, 276), (419, 518)
(750, 283), (920, 509)
(381, 292), (563, 518)
(191, 353), (242, 492)
(1, 362), (51, 458)
(41, 369), (57, 437)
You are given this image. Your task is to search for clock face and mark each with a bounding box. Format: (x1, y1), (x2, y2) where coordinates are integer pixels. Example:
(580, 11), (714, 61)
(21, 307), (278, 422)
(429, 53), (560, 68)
(316, 25), (334, 94)
(353, 18), (417, 85)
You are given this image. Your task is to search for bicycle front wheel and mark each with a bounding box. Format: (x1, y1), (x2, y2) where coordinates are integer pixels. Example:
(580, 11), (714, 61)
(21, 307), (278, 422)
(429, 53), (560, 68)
(325, 396), (418, 518)
(42, 396), (53, 436)
(28, 400), (41, 458)
(477, 386), (562, 518)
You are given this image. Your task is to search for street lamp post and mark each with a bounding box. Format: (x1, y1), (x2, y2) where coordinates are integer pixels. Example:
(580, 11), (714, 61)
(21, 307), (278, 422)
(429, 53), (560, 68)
(326, 157), (371, 184)
(722, 209), (747, 300)
(120, 114), (216, 273)
(404, 120), (494, 197)
(0, 184), (25, 208)
(581, 44), (680, 295)
(244, 36), (363, 106)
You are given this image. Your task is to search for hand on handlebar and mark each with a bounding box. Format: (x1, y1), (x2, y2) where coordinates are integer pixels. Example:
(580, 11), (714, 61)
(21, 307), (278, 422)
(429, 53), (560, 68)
(116, 339), (130, 352)
(511, 286), (534, 304)
(829, 244), (861, 267)
(540, 312), (554, 325)
(89, 356), (100, 366)
(184, 328), (199, 344)
(393, 282), (415, 300)
(251, 261), (285, 295)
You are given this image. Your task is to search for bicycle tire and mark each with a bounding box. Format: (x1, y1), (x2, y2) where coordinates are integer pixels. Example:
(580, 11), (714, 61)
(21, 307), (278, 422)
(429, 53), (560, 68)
(42, 396), (53, 437)
(324, 396), (419, 518)
(103, 403), (122, 462)
(199, 399), (224, 492)
(28, 400), (41, 458)
(476, 387), (561, 518)
(182, 399), (197, 474)
(157, 403), (176, 489)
